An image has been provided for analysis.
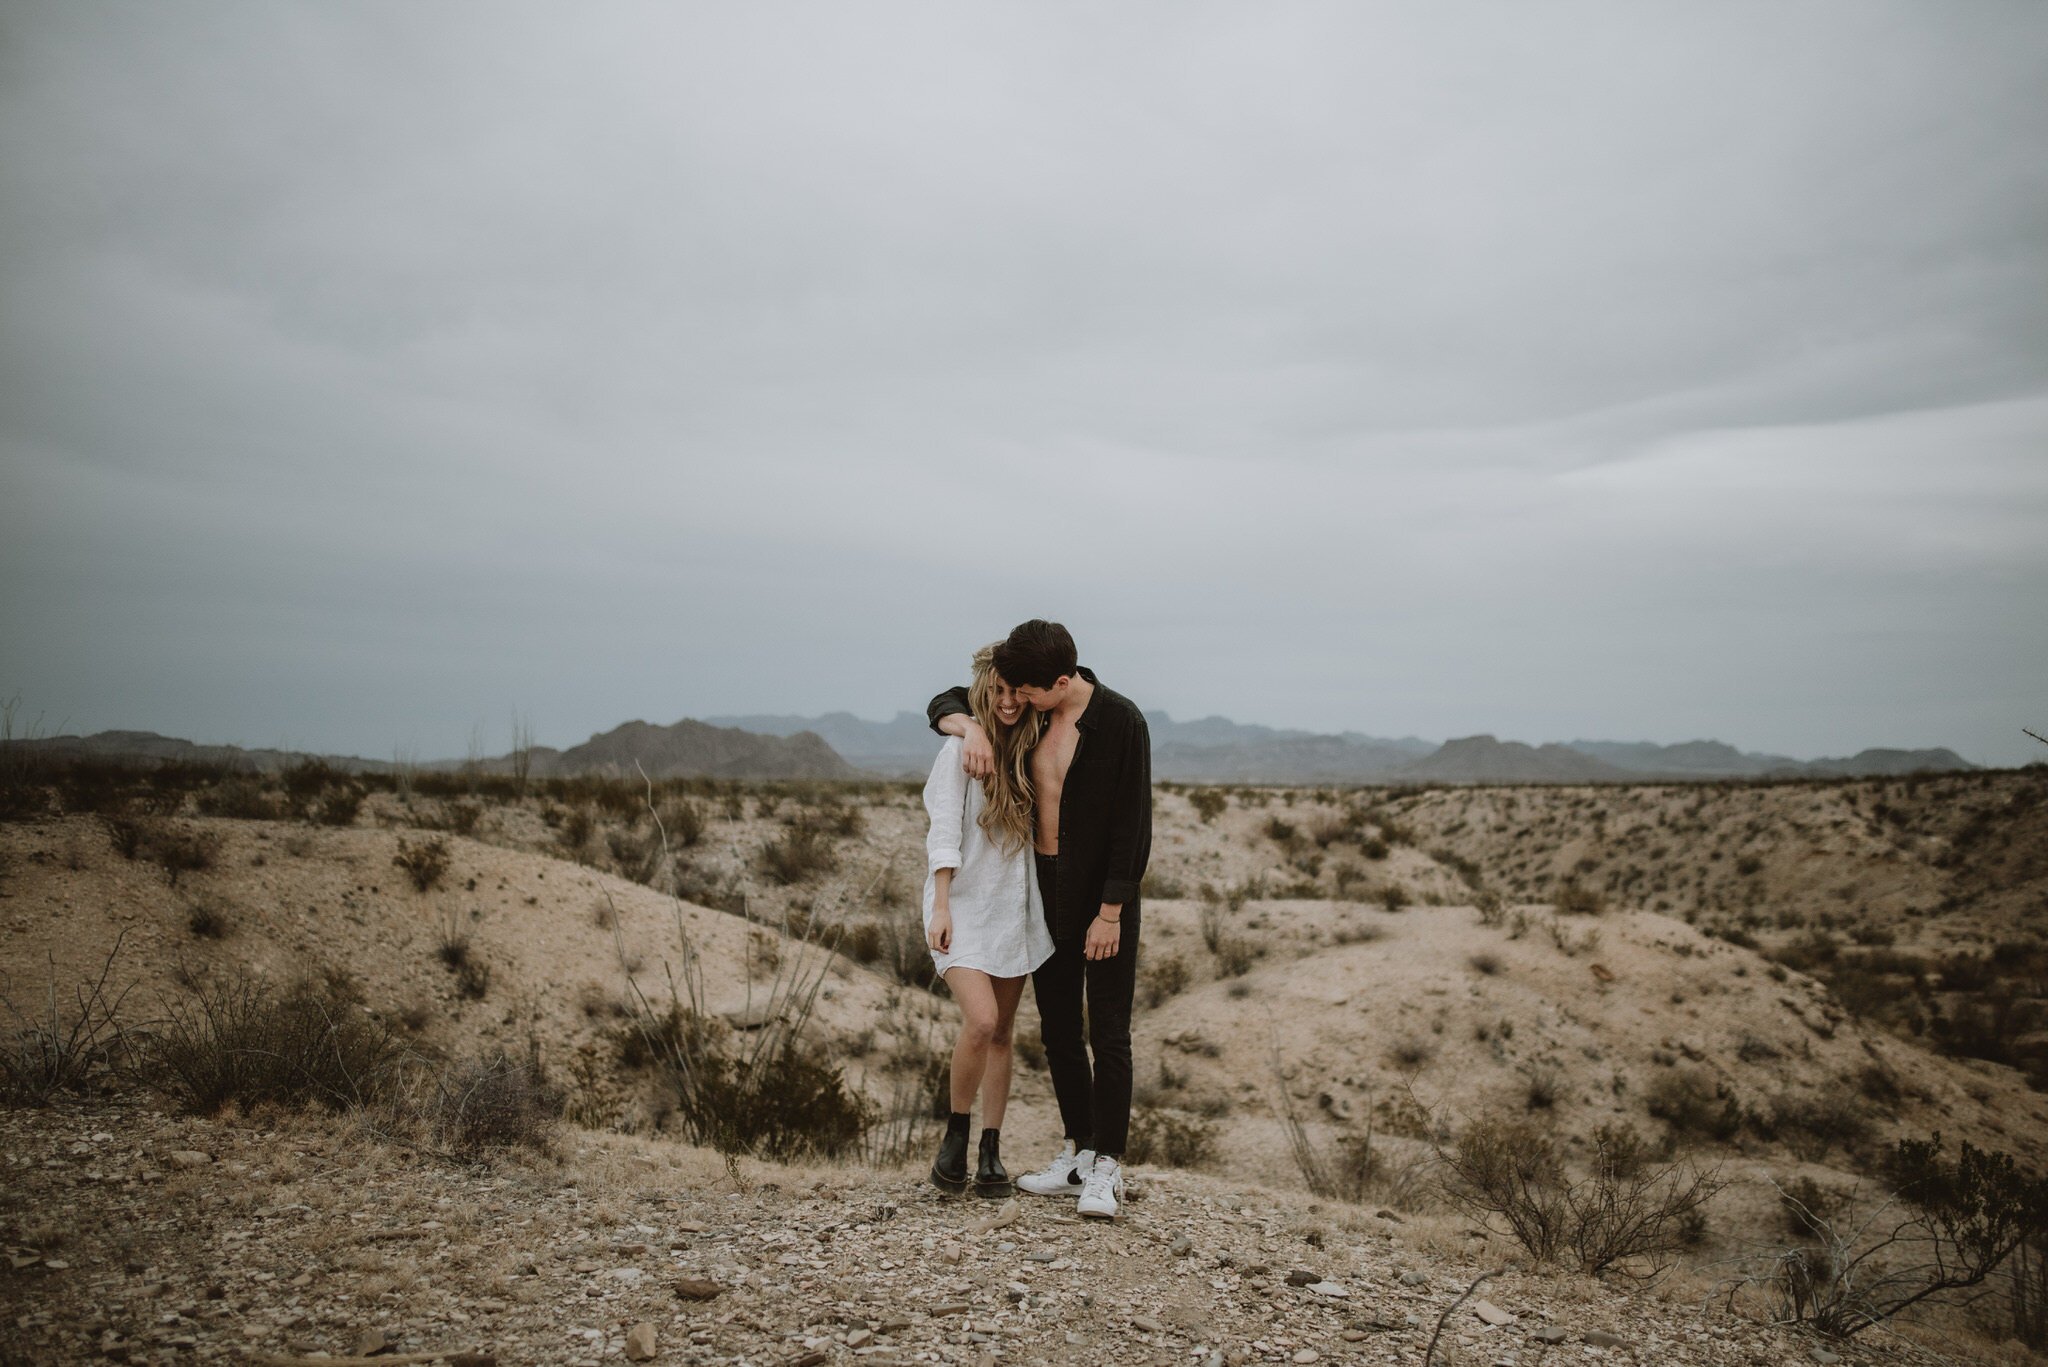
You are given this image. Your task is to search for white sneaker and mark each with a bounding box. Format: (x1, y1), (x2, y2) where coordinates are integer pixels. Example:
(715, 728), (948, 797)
(1016, 1142), (1094, 1197)
(1077, 1155), (1123, 1219)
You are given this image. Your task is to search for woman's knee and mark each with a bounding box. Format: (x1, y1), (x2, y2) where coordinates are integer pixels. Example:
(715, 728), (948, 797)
(959, 1010), (999, 1048)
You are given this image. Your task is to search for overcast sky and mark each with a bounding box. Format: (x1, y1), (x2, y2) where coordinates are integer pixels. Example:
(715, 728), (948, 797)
(3, 3), (2045, 767)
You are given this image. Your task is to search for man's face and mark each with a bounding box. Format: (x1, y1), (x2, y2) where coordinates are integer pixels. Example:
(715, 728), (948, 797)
(1013, 676), (1069, 713)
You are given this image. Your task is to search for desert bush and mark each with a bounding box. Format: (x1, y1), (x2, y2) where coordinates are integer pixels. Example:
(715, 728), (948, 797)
(1474, 888), (1506, 927)
(1752, 1135), (2048, 1339)
(428, 1048), (561, 1155)
(455, 957), (492, 1001)
(1772, 930), (1841, 974)
(133, 822), (219, 887)
(197, 778), (280, 820)
(137, 972), (407, 1114)
(1524, 1064), (1564, 1110)
(393, 836), (451, 892)
(1379, 883), (1410, 913)
(1469, 951), (1503, 977)
(1198, 889), (1227, 954)
(1387, 1036), (1435, 1071)
(1645, 1067), (1742, 1144)
(1761, 1084), (1873, 1162)
(317, 786), (363, 828)
(1933, 991), (2042, 1067)
(1188, 789), (1227, 823)
(1213, 937), (1256, 978)
(653, 798), (704, 849)
(1441, 1111), (1723, 1276)
(0, 937), (134, 1106)
(841, 920), (886, 965)
(185, 900), (231, 939)
(1140, 954), (1191, 1008)
(1141, 869), (1186, 899)
(1553, 880), (1604, 916)
(759, 822), (838, 885)
(1126, 1106), (1219, 1169)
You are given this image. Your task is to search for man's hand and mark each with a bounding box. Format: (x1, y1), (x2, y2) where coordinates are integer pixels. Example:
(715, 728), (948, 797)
(1084, 911), (1121, 961)
(958, 721), (993, 779)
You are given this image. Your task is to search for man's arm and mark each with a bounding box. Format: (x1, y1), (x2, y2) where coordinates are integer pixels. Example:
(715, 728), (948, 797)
(926, 686), (992, 779)
(1085, 710), (1152, 962)
(1098, 710), (1152, 909)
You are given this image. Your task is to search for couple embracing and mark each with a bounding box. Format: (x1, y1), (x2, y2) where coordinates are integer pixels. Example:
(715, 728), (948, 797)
(918, 619), (1151, 1220)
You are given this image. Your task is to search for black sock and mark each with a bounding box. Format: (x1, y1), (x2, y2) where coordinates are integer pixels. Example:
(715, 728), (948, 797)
(946, 1111), (971, 1137)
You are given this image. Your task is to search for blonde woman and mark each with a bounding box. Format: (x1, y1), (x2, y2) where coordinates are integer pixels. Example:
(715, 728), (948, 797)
(922, 645), (1054, 1196)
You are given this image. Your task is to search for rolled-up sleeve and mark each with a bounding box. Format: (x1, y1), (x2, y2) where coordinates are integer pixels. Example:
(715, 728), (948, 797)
(926, 686), (971, 735)
(923, 741), (967, 873)
(1099, 713), (1152, 906)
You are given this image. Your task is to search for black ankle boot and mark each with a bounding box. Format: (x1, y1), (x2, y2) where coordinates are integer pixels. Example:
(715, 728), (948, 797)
(930, 1114), (970, 1194)
(974, 1128), (1014, 1199)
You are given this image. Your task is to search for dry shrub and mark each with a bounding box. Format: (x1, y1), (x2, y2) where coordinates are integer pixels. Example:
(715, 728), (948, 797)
(759, 822), (838, 885)
(137, 972), (407, 1114)
(1141, 954), (1191, 1007)
(429, 1049), (561, 1155)
(393, 836), (451, 892)
(1188, 789), (1227, 823)
(1126, 1106), (1219, 1170)
(1440, 1112), (1722, 1276)
(0, 936), (134, 1106)
(1554, 880), (1605, 915)
(1761, 1084), (1873, 1161)
(197, 778), (280, 820)
(1379, 883), (1410, 912)
(1646, 1067), (1743, 1144)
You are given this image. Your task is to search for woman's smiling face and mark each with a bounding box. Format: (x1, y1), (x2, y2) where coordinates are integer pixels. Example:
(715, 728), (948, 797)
(989, 673), (1028, 728)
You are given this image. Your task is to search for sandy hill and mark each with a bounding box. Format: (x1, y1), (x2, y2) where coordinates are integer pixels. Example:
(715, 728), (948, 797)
(3, 764), (2045, 1361)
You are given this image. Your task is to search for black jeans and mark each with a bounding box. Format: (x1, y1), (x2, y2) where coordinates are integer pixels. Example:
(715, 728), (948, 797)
(1032, 853), (1139, 1159)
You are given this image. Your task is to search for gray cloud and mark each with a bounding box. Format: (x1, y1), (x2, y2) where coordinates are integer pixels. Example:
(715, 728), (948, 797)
(3, 2), (2045, 765)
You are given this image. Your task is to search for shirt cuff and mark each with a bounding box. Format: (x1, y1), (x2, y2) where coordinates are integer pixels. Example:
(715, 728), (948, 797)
(1100, 877), (1139, 906)
(928, 849), (962, 874)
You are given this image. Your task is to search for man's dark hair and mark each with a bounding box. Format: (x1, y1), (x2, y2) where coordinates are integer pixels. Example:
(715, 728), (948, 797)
(993, 619), (1078, 690)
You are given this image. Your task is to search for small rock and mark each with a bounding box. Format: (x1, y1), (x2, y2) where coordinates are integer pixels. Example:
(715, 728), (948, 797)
(786, 1353), (827, 1367)
(607, 1267), (646, 1286)
(672, 1278), (723, 1301)
(1375, 1209), (1404, 1223)
(1528, 1326), (1569, 1344)
(1133, 1315), (1165, 1334)
(623, 1322), (657, 1361)
(1169, 1236), (1192, 1257)
(1292, 1351), (1320, 1365)
(879, 1317), (912, 1333)
(1307, 1281), (1348, 1299)
(1285, 1269), (1320, 1287)
(164, 1151), (213, 1170)
(1584, 1330), (1628, 1349)
(1399, 1270), (1429, 1286)
(1066, 1332), (1086, 1346)
(845, 1329), (874, 1348)
(1024, 1250), (1057, 1263)
(930, 1302), (969, 1316)
(1809, 1352), (1842, 1365)
(352, 1328), (392, 1357)
(1471, 1299), (1513, 1327)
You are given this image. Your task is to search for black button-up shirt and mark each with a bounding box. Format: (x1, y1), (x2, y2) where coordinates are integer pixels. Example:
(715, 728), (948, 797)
(927, 667), (1152, 944)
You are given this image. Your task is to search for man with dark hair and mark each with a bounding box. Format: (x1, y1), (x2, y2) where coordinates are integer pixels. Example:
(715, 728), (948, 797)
(926, 619), (1151, 1219)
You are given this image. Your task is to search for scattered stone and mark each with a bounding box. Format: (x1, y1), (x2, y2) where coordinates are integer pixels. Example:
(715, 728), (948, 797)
(164, 1151), (213, 1170)
(1470, 1299), (1513, 1326)
(1809, 1351), (1842, 1365)
(673, 1278), (723, 1301)
(449, 1355), (497, 1367)
(1169, 1235), (1192, 1257)
(1528, 1326), (1568, 1344)
(623, 1322), (657, 1362)
(1584, 1329), (1628, 1349)
(352, 1327), (393, 1356)
(1292, 1351), (1320, 1364)
(1399, 1270), (1429, 1286)
(845, 1329), (874, 1349)
(1024, 1250), (1057, 1263)
(1285, 1269), (1320, 1286)
(786, 1352), (828, 1367)
(879, 1317), (912, 1333)
(1307, 1281), (1347, 1299)
(970, 1199), (1019, 1235)
(1132, 1315), (1165, 1334)
(930, 1303), (969, 1317)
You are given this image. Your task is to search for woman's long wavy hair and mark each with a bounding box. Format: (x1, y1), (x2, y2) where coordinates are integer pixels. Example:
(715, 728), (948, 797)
(969, 643), (1042, 854)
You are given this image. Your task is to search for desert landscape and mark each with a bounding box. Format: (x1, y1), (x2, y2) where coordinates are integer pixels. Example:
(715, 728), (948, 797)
(3, 740), (2044, 1367)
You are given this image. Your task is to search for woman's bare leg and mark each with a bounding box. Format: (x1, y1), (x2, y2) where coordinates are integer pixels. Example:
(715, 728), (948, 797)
(944, 968), (1000, 1115)
(981, 975), (1027, 1129)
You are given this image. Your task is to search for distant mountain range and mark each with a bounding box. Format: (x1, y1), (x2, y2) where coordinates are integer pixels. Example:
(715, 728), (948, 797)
(15, 718), (1976, 786)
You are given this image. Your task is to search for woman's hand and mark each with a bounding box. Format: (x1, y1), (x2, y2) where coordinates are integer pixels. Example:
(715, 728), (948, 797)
(928, 905), (952, 954)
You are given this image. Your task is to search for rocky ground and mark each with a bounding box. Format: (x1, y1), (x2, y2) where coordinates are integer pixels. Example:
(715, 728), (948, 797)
(0, 1097), (1968, 1367)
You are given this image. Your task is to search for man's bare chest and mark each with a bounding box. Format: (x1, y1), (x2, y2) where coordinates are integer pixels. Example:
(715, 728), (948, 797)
(1034, 725), (1080, 795)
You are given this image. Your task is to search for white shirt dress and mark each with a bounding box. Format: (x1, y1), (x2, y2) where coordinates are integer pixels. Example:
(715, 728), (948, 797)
(922, 737), (1056, 979)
